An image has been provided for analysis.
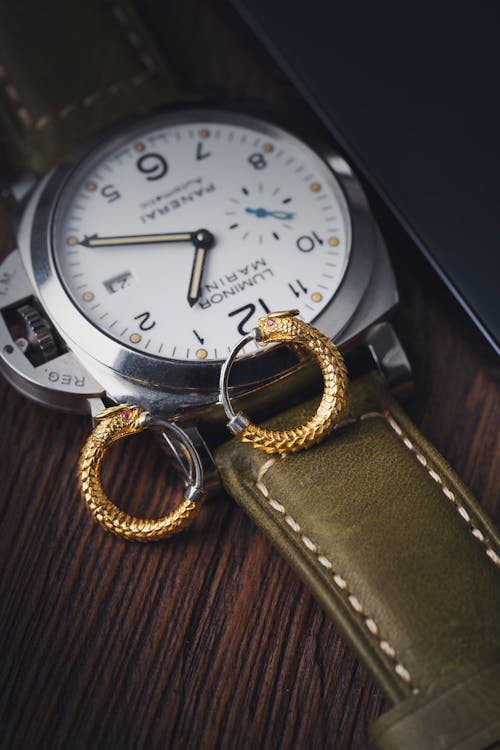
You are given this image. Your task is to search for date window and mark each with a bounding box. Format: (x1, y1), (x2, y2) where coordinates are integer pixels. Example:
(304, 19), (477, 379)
(103, 271), (134, 294)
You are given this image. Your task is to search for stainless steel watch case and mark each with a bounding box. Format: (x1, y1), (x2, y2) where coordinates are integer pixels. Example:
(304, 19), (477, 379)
(0, 105), (403, 422)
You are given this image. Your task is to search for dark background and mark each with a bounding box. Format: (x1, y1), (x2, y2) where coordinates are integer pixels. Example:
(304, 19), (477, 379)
(0, 1), (499, 748)
(232, 0), (500, 354)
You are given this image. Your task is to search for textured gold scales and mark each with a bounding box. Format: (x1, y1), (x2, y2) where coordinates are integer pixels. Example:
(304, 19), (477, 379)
(79, 312), (347, 540)
(79, 405), (201, 542)
(238, 313), (348, 454)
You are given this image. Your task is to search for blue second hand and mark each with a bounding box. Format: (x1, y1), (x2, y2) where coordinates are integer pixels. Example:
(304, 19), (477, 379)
(245, 207), (294, 220)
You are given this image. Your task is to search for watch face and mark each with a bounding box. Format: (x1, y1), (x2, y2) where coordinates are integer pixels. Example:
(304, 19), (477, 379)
(52, 109), (351, 363)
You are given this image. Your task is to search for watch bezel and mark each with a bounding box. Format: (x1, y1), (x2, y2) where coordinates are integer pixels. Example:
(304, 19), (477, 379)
(22, 105), (383, 401)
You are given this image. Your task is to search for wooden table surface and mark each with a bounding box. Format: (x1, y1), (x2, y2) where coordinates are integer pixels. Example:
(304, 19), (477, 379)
(1, 2), (499, 748)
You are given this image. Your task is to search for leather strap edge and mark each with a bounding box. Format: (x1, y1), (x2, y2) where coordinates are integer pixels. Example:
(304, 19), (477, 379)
(371, 662), (500, 750)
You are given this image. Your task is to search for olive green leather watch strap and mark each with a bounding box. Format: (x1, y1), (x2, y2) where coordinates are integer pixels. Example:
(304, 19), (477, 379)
(215, 373), (500, 750)
(0, 0), (179, 175)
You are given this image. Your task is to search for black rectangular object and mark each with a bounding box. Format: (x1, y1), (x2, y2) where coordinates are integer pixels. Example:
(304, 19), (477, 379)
(232, 0), (500, 353)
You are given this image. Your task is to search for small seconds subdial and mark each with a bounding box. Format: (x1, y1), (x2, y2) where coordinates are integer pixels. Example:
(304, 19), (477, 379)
(53, 111), (351, 362)
(225, 183), (296, 244)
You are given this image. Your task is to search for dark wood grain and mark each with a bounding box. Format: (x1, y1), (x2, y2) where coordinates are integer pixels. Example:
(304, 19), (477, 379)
(0, 2), (498, 749)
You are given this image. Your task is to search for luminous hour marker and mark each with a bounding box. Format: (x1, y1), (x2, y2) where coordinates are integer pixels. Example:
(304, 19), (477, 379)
(311, 292), (323, 303)
(86, 182), (97, 191)
(67, 236), (78, 246)
(199, 128), (210, 138)
(263, 143), (274, 152)
(82, 291), (94, 302)
(130, 333), (142, 344)
(134, 142), (145, 152)
(196, 348), (208, 360)
(310, 182), (322, 192)
(328, 236), (340, 246)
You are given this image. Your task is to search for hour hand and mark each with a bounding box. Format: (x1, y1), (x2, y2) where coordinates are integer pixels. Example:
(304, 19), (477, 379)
(187, 229), (215, 307)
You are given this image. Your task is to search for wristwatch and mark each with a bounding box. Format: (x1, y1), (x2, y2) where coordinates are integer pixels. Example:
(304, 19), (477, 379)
(1, 3), (499, 750)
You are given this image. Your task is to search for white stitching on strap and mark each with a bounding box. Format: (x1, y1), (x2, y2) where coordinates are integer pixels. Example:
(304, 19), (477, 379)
(252, 407), (500, 694)
(0, 64), (33, 128)
(253, 417), (417, 692)
(384, 413), (500, 567)
(0, 2), (156, 132)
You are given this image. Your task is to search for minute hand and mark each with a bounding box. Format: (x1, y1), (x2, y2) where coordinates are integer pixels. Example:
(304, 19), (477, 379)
(80, 231), (202, 248)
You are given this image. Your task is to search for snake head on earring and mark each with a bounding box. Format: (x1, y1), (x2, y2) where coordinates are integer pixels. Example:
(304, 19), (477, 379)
(255, 309), (301, 345)
(221, 310), (349, 454)
(94, 404), (151, 437)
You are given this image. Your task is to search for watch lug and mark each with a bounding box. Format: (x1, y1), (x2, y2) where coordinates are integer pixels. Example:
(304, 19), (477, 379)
(8, 171), (38, 205)
(335, 225), (398, 348)
(362, 322), (414, 397)
(88, 397), (107, 424)
(1, 172), (38, 232)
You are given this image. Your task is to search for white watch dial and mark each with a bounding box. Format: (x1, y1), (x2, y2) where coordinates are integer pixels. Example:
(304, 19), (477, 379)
(53, 111), (351, 361)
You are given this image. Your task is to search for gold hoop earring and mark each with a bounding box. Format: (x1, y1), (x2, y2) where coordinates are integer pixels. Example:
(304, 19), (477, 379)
(79, 405), (205, 541)
(219, 310), (348, 454)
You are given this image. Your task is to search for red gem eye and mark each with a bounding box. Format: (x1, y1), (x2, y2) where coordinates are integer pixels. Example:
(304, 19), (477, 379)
(267, 318), (275, 327)
(122, 410), (130, 420)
